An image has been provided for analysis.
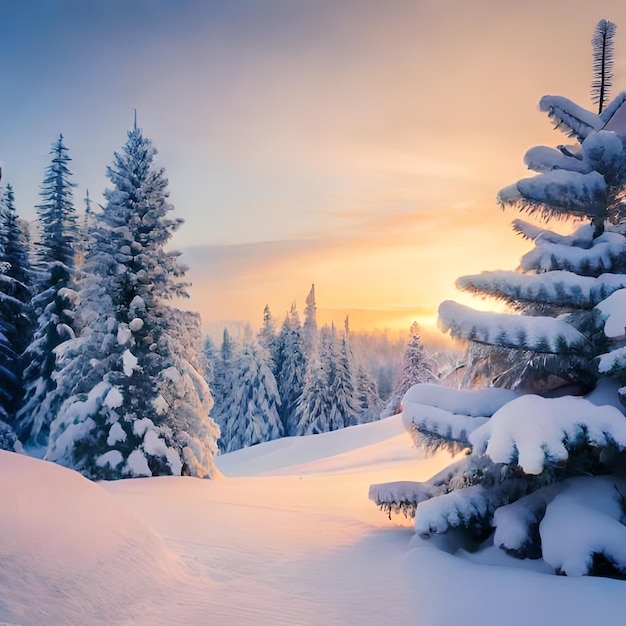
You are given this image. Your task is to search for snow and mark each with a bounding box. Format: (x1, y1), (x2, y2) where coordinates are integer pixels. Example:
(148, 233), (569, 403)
(516, 169), (606, 214)
(107, 421), (127, 445)
(401, 383), (516, 417)
(117, 322), (132, 345)
(104, 386), (124, 409)
(523, 145), (590, 173)
(122, 348), (139, 376)
(458, 269), (626, 308)
(596, 288), (626, 338)
(4, 412), (626, 625)
(126, 448), (152, 477)
(0, 450), (180, 625)
(540, 476), (626, 576)
(598, 345), (626, 374)
(129, 317), (144, 332)
(521, 230), (626, 274)
(470, 394), (626, 474)
(438, 299), (586, 353)
(538, 94), (603, 140)
(97, 449), (124, 468)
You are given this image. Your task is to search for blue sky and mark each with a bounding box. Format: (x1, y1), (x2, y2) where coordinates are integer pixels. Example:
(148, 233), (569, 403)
(2, 0), (625, 333)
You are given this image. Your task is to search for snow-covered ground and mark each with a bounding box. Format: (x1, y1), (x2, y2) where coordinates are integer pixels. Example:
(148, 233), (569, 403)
(2, 414), (626, 625)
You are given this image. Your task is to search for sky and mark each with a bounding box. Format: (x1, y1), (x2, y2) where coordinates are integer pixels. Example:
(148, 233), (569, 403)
(1, 0), (626, 337)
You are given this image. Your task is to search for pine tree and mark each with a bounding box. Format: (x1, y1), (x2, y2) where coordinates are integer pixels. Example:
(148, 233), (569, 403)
(302, 284), (318, 356)
(217, 327), (283, 452)
(328, 329), (358, 429)
(45, 123), (219, 479)
(17, 136), (79, 445)
(393, 322), (436, 395)
(292, 353), (331, 436)
(257, 304), (277, 364)
(441, 73), (626, 394)
(34, 135), (78, 270)
(202, 334), (218, 391)
(0, 184), (32, 444)
(370, 38), (626, 577)
(293, 324), (356, 434)
(381, 322), (436, 417)
(354, 364), (382, 423)
(274, 304), (307, 435)
(211, 328), (236, 415)
(75, 188), (94, 266)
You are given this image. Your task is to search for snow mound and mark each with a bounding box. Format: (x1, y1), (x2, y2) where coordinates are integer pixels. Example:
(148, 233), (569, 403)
(540, 476), (626, 577)
(0, 451), (182, 625)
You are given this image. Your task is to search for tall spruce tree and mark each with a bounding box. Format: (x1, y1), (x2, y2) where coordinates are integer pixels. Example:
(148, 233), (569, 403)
(302, 284), (318, 356)
(257, 304), (277, 364)
(354, 364), (382, 423)
(0, 184), (32, 442)
(328, 319), (358, 429)
(17, 135), (79, 445)
(274, 303), (307, 435)
(381, 322), (436, 417)
(211, 328), (236, 420)
(45, 123), (219, 478)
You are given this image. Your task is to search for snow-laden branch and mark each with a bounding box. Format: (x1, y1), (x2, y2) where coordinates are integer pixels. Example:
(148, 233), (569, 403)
(521, 230), (626, 274)
(457, 270), (626, 309)
(511, 219), (595, 244)
(539, 95), (603, 141)
(401, 384), (517, 452)
(402, 384), (516, 417)
(469, 394), (626, 475)
(369, 455), (489, 518)
(498, 170), (607, 220)
(438, 300), (588, 353)
(523, 146), (591, 174)
(414, 484), (511, 536)
(405, 404), (489, 450)
(599, 90), (626, 123)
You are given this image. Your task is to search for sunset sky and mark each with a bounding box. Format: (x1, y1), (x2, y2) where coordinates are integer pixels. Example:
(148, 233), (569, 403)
(1, 0), (625, 337)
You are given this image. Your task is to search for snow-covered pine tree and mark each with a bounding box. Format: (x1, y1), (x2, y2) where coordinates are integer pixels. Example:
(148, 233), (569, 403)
(75, 189), (94, 267)
(217, 326), (283, 452)
(440, 80), (626, 394)
(292, 351), (330, 436)
(257, 304), (277, 366)
(293, 323), (357, 434)
(202, 333), (218, 392)
(0, 184), (32, 448)
(0, 185), (33, 416)
(17, 135), (79, 446)
(302, 284), (318, 356)
(210, 328), (236, 420)
(382, 322), (436, 417)
(273, 303), (307, 435)
(370, 34), (626, 576)
(45, 123), (219, 479)
(354, 364), (383, 424)
(328, 317), (358, 428)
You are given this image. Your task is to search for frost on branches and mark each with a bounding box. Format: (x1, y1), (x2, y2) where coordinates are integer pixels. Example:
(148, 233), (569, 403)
(44, 124), (219, 479)
(371, 88), (626, 578)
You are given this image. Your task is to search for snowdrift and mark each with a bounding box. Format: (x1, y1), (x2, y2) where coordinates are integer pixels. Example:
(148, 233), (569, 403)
(0, 450), (182, 625)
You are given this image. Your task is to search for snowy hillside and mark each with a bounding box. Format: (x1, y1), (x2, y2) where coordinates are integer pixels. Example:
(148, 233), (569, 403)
(2, 414), (626, 625)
